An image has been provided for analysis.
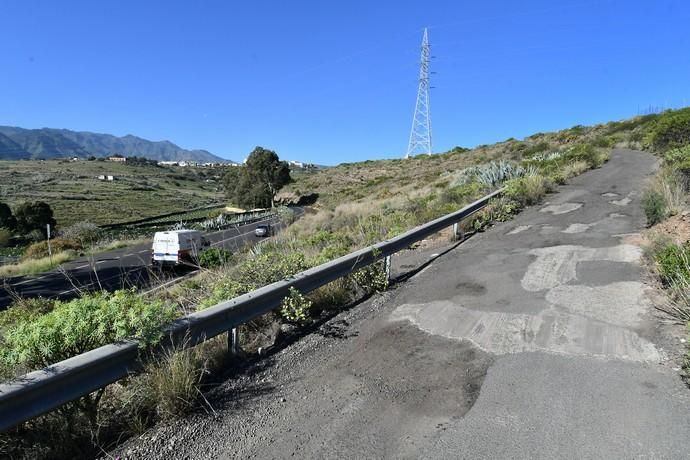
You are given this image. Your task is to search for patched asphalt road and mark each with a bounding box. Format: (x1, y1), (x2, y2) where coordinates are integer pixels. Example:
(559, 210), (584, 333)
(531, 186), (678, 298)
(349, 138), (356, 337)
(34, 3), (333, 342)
(112, 150), (690, 459)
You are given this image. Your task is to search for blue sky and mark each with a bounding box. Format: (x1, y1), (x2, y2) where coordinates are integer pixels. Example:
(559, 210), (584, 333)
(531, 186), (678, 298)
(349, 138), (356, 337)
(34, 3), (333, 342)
(1, 0), (689, 165)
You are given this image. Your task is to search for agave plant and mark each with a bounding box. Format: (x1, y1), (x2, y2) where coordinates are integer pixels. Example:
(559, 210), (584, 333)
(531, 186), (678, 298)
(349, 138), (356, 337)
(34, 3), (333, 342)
(527, 151), (563, 162)
(455, 160), (527, 187)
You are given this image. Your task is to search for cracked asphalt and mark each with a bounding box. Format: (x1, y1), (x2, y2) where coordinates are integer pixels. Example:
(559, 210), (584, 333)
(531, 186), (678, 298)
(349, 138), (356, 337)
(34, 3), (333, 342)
(111, 149), (690, 459)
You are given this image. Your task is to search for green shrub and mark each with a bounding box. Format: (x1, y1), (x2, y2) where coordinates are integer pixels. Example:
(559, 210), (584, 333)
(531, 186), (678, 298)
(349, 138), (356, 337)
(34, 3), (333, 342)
(563, 143), (605, 168)
(642, 189), (666, 226)
(237, 251), (309, 288)
(654, 242), (690, 286)
(198, 248), (233, 268)
(0, 202), (16, 231)
(591, 136), (614, 148)
(14, 201), (57, 238)
(504, 175), (552, 207)
(0, 227), (11, 248)
(0, 297), (55, 329)
(198, 279), (254, 310)
(551, 171), (567, 185)
(663, 145), (690, 166)
(645, 108), (690, 151)
(23, 238), (82, 260)
(351, 261), (388, 294)
(280, 287), (312, 323)
(60, 221), (102, 245)
(522, 141), (550, 157)
(438, 182), (484, 206)
(0, 290), (176, 373)
(307, 230), (353, 263)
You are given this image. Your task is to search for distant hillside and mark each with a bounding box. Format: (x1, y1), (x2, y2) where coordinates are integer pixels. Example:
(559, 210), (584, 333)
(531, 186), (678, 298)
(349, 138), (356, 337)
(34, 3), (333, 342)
(0, 126), (228, 163)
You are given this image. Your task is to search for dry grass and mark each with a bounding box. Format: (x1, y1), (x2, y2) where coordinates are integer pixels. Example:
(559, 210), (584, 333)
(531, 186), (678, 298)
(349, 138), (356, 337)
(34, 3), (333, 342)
(653, 168), (686, 216)
(0, 250), (77, 277)
(562, 160), (590, 180)
(90, 237), (149, 253)
(137, 343), (211, 420)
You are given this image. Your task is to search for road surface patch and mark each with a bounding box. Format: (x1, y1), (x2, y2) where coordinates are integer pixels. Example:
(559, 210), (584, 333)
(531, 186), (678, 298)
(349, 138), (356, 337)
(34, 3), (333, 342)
(540, 202), (582, 215)
(507, 225), (531, 235)
(391, 300), (659, 361)
(561, 223), (591, 234)
(521, 244), (640, 292)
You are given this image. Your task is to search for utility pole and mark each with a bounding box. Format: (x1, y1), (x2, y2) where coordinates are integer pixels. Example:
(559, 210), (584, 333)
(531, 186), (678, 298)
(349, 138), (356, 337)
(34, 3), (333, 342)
(406, 27), (433, 158)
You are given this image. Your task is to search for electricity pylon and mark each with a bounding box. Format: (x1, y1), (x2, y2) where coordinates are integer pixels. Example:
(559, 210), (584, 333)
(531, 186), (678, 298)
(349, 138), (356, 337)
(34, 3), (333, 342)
(405, 27), (432, 158)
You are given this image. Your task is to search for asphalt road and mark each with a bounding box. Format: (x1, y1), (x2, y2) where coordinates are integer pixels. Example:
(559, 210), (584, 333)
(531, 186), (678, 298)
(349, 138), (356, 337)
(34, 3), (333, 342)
(0, 210), (301, 310)
(112, 150), (690, 459)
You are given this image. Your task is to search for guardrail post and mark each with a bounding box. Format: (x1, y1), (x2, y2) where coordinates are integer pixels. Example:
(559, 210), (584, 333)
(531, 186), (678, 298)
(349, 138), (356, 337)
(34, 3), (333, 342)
(452, 222), (464, 241)
(384, 255), (392, 281)
(229, 327), (240, 356)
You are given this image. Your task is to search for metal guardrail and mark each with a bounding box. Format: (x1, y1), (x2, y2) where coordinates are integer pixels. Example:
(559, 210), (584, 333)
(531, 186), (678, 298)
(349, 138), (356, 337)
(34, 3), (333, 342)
(0, 189), (502, 432)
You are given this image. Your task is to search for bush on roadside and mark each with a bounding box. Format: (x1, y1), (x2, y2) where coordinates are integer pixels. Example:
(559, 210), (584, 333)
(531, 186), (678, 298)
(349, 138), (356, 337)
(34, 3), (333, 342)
(644, 108), (690, 152)
(564, 143), (607, 168)
(0, 290), (176, 374)
(642, 189), (667, 226)
(280, 287), (313, 323)
(14, 201), (57, 238)
(60, 221), (102, 245)
(138, 346), (208, 420)
(0, 203), (16, 232)
(642, 168), (685, 226)
(23, 238), (82, 260)
(654, 242), (690, 286)
(0, 228), (11, 248)
(0, 297), (55, 329)
(0, 250), (77, 278)
(351, 261), (389, 295)
(0, 290), (177, 432)
(647, 241), (690, 324)
(504, 175), (552, 207)
(198, 248), (233, 269)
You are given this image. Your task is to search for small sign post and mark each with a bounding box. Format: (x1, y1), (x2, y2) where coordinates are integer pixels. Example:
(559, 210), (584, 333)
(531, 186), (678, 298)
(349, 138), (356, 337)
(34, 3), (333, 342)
(46, 224), (53, 264)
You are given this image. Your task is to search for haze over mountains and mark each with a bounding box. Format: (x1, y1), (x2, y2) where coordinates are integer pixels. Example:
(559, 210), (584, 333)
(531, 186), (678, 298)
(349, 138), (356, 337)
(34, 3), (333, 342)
(0, 126), (229, 163)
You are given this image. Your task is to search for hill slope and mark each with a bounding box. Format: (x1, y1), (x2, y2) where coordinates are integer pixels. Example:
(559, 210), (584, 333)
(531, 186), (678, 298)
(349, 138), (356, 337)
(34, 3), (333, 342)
(0, 159), (229, 227)
(0, 126), (227, 162)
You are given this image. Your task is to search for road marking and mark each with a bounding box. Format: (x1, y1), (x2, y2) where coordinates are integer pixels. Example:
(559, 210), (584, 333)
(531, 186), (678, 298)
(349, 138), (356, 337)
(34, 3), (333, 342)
(12, 274), (51, 286)
(75, 264), (90, 269)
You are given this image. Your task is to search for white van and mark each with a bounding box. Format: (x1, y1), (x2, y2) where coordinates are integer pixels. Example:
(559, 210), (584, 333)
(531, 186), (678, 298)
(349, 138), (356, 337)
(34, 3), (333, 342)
(151, 230), (209, 267)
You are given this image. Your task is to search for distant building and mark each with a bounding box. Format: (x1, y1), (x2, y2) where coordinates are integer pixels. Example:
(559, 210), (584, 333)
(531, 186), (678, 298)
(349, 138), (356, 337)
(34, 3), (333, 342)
(107, 175), (114, 181)
(108, 156), (127, 162)
(97, 175), (106, 180)
(158, 161), (178, 166)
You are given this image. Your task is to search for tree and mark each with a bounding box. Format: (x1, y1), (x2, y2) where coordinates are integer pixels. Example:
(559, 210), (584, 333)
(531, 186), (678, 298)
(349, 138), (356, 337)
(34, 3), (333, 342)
(224, 147), (291, 208)
(15, 201), (57, 238)
(0, 202), (17, 231)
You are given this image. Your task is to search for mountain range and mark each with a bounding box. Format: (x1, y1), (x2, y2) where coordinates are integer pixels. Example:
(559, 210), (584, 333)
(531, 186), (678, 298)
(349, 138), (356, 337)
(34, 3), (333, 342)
(0, 126), (228, 163)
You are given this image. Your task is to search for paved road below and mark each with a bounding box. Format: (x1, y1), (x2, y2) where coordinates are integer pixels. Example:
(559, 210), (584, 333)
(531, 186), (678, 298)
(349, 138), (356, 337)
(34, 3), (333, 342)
(0, 214), (291, 310)
(113, 150), (690, 459)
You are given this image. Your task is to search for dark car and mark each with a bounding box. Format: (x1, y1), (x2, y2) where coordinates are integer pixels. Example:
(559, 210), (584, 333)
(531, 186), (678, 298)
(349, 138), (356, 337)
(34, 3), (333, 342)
(254, 224), (272, 237)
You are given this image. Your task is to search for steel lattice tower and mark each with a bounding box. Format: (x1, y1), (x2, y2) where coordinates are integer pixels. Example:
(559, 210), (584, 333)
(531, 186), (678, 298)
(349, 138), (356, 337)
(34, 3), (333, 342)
(405, 28), (432, 158)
